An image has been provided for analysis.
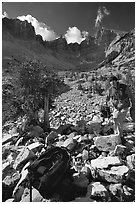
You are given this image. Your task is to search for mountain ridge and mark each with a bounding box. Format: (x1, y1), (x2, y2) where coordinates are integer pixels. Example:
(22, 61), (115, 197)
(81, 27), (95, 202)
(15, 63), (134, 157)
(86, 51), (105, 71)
(2, 17), (133, 71)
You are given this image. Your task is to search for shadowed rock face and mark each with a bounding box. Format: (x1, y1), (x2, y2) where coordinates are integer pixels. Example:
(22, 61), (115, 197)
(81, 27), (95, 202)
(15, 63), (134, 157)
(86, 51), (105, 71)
(2, 17), (117, 54)
(2, 17), (35, 40)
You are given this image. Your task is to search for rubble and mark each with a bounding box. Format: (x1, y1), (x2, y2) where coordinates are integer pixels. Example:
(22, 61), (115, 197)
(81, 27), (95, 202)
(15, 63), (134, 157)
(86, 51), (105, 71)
(2, 72), (135, 202)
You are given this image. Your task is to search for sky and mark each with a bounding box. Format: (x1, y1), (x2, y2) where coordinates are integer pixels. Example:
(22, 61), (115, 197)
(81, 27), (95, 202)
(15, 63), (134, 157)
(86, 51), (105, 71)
(2, 2), (135, 44)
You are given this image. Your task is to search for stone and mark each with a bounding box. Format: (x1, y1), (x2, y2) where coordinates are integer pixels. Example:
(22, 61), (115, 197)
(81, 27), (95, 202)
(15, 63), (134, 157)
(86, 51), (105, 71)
(5, 198), (14, 202)
(82, 149), (89, 161)
(122, 185), (134, 201)
(2, 171), (20, 202)
(86, 122), (102, 134)
(114, 145), (128, 159)
(126, 154), (135, 170)
(57, 124), (74, 135)
(46, 131), (59, 144)
(97, 165), (129, 183)
(81, 165), (92, 180)
(30, 125), (44, 137)
(13, 147), (36, 171)
(21, 187), (44, 202)
(27, 142), (44, 154)
(109, 183), (123, 201)
(94, 134), (121, 152)
(123, 122), (135, 133)
(13, 162), (30, 201)
(2, 133), (19, 145)
(91, 156), (121, 169)
(88, 145), (100, 160)
(62, 137), (77, 151)
(86, 182), (110, 201)
(2, 162), (12, 180)
(73, 173), (89, 188)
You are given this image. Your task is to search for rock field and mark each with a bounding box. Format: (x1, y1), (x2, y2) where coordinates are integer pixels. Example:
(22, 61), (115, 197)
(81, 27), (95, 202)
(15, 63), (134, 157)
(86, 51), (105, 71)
(2, 77), (135, 202)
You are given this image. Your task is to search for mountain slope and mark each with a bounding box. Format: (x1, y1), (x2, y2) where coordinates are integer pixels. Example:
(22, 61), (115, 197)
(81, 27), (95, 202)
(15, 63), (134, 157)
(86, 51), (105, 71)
(2, 17), (120, 71)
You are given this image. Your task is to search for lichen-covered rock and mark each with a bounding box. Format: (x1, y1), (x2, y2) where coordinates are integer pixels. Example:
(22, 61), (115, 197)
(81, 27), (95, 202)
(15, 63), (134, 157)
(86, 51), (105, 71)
(86, 182), (110, 201)
(94, 134), (121, 151)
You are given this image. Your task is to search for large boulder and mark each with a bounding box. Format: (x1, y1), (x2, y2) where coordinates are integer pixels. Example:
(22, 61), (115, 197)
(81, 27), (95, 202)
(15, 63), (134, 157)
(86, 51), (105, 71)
(94, 134), (121, 152)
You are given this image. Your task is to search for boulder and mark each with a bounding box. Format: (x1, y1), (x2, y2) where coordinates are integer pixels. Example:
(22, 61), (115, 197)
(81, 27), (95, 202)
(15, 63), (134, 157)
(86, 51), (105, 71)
(97, 165), (129, 183)
(5, 198), (14, 202)
(2, 171), (20, 202)
(21, 188), (44, 202)
(2, 145), (22, 162)
(46, 131), (59, 144)
(73, 173), (89, 188)
(30, 125), (44, 137)
(126, 154), (135, 170)
(2, 133), (19, 145)
(86, 121), (102, 134)
(94, 134), (121, 152)
(122, 185), (134, 201)
(62, 137), (77, 151)
(13, 162), (30, 201)
(109, 183), (134, 202)
(27, 142), (44, 154)
(109, 183), (123, 201)
(57, 124), (74, 135)
(86, 182), (110, 201)
(91, 156), (121, 169)
(88, 145), (100, 160)
(114, 144), (128, 159)
(13, 147), (36, 171)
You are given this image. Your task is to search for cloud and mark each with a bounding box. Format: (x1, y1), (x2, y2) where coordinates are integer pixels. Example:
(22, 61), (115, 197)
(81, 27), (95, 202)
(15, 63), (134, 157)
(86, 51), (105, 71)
(95, 6), (110, 28)
(2, 11), (9, 18)
(65, 27), (88, 44)
(17, 14), (58, 41)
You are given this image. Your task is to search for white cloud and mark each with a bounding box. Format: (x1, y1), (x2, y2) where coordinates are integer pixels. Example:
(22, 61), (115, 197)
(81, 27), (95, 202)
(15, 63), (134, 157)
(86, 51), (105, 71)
(95, 6), (110, 28)
(17, 14), (58, 41)
(2, 11), (9, 18)
(65, 27), (88, 44)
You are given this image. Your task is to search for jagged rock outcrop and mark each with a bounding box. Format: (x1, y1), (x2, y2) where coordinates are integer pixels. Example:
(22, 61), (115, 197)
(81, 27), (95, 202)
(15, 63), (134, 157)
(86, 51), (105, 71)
(2, 17), (35, 40)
